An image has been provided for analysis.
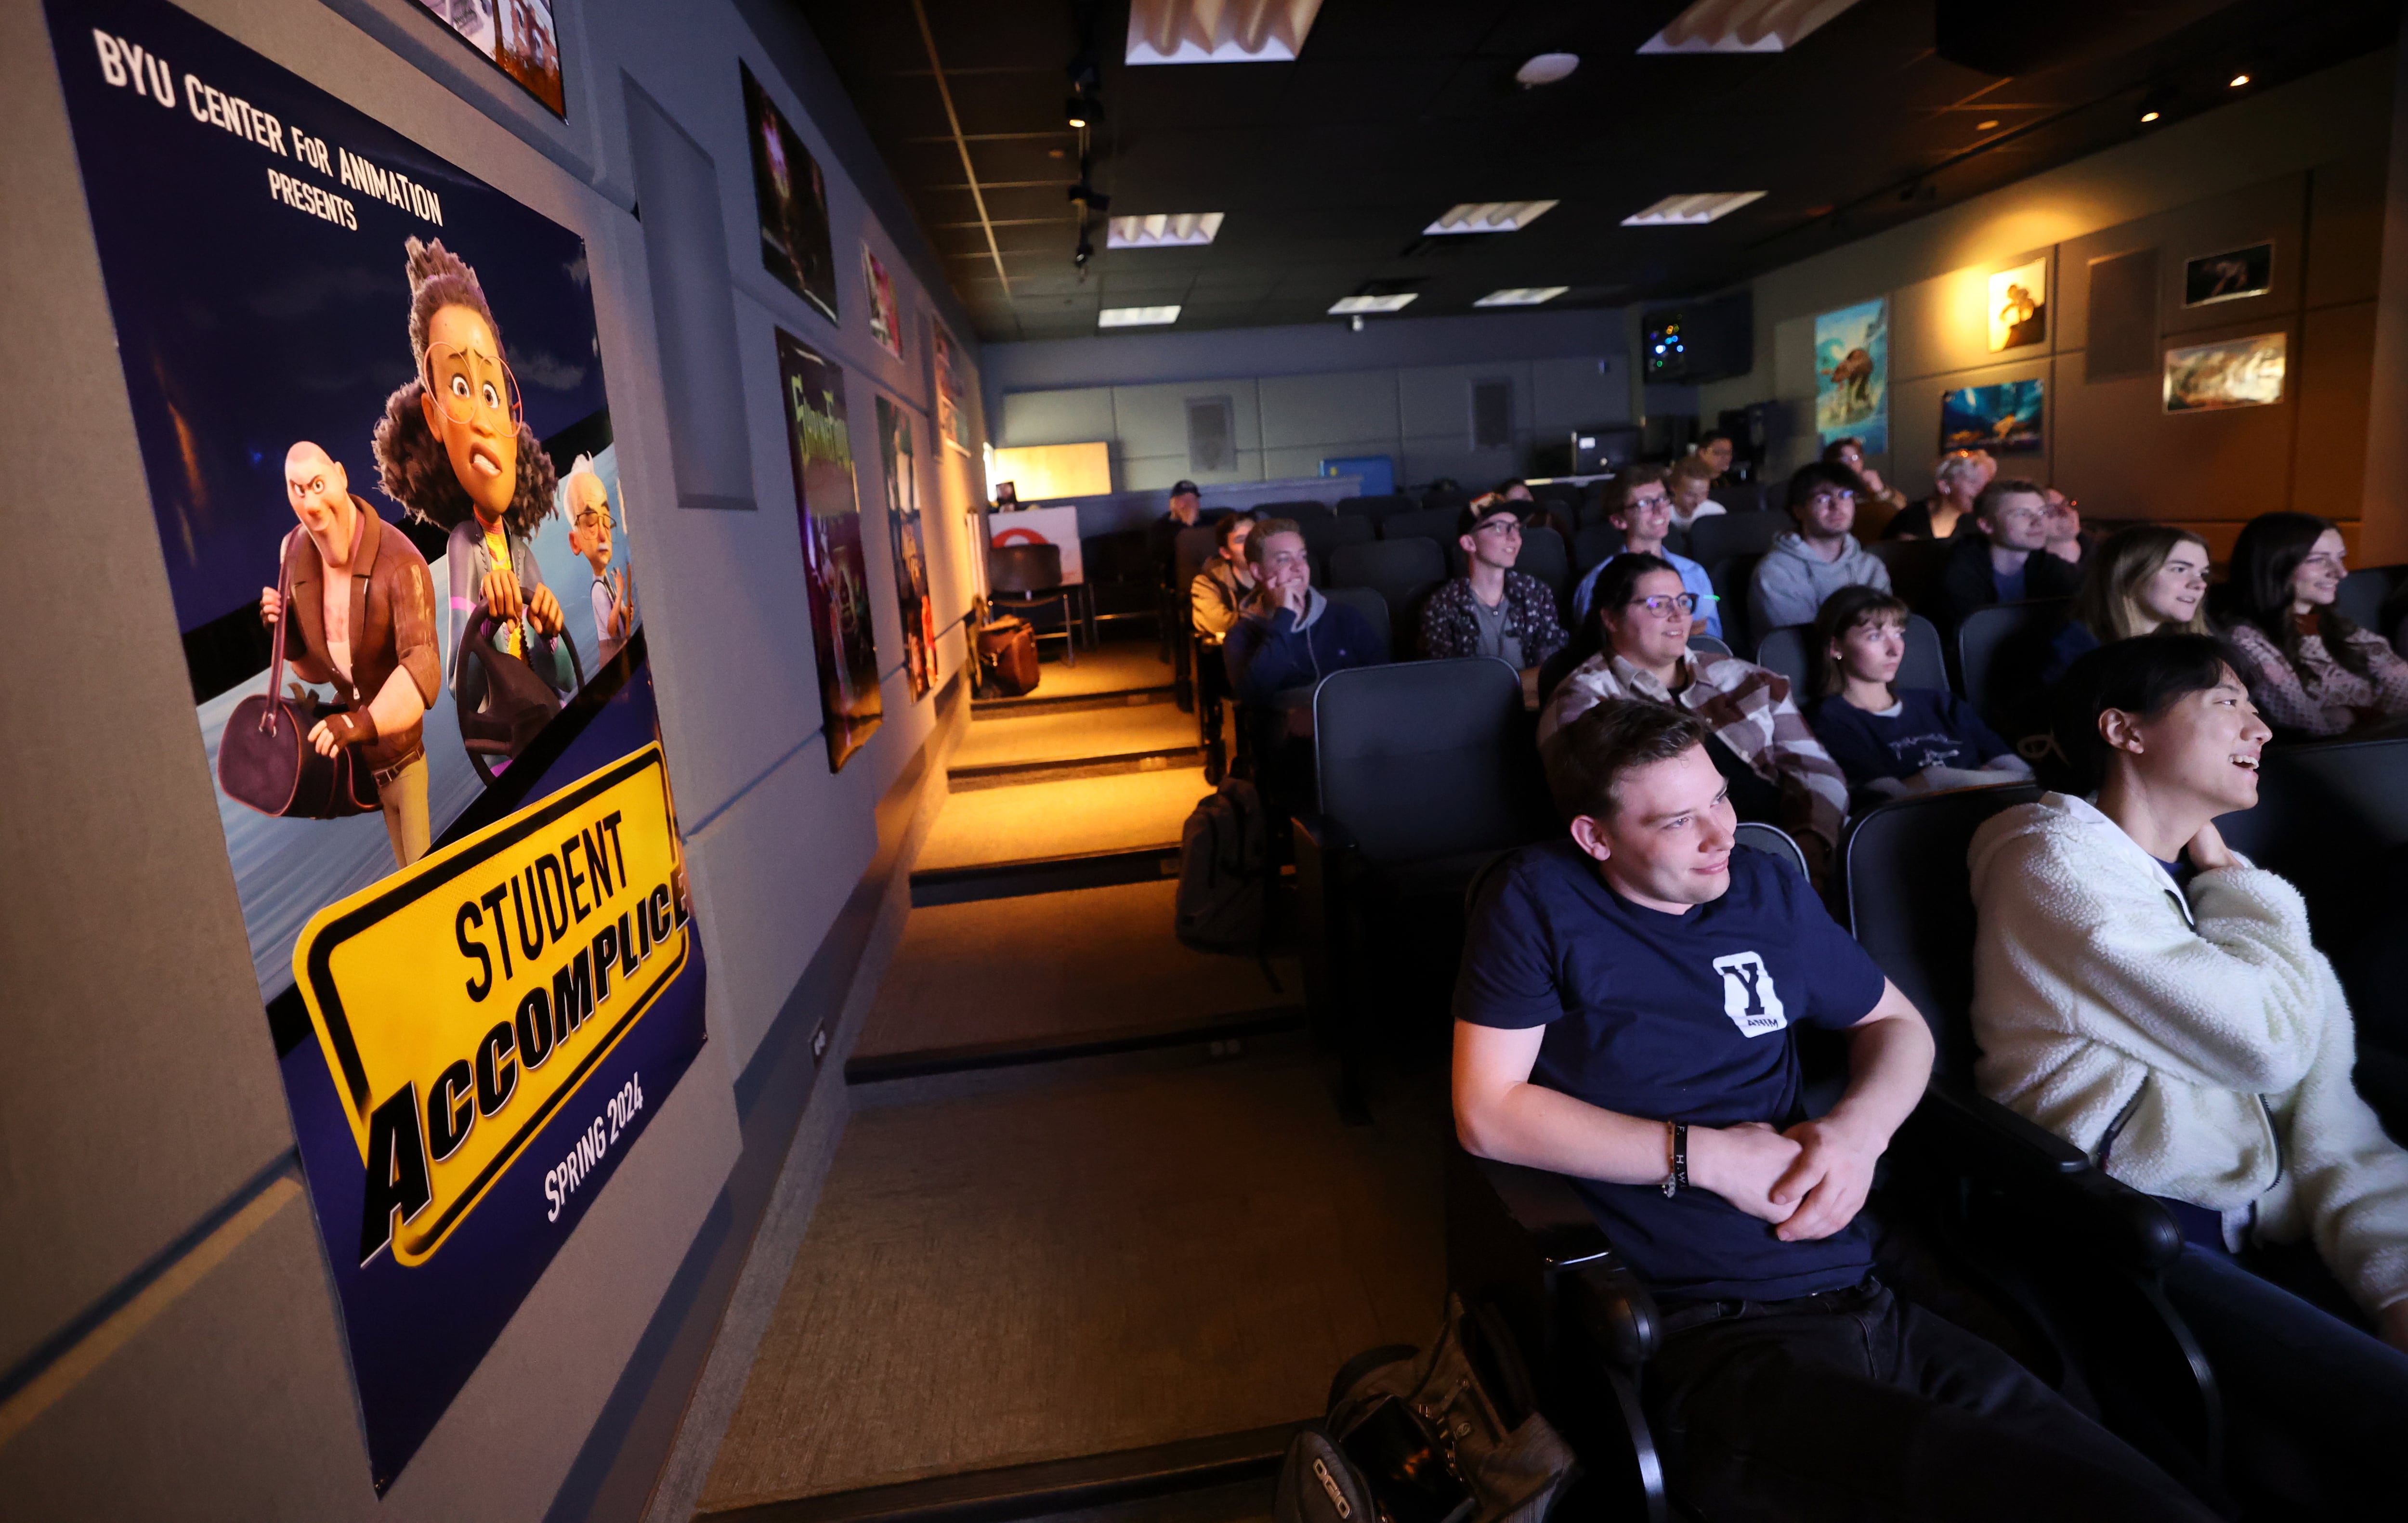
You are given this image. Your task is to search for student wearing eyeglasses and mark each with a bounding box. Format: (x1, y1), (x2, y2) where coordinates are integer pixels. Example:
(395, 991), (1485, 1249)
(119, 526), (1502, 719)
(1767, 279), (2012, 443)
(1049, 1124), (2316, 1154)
(1748, 462), (1893, 635)
(1419, 497), (1569, 672)
(1542, 554), (1849, 881)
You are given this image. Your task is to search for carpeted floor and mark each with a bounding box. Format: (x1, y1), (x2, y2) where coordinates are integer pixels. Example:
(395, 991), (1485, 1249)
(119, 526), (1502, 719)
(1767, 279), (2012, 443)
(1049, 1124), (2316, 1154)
(851, 880), (1296, 1059)
(981, 643), (1172, 703)
(694, 1050), (1449, 1512)
(915, 767), (1212, 870)
(949, 702), (1199, 773)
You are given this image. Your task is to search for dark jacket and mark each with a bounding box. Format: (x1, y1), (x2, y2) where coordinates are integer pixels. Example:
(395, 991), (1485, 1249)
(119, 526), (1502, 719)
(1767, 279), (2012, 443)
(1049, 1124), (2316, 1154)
(1418, 571), (1568, 667)
(1933, 532), (2083, 630)
(279, 504), (441, 776)
(1223, 587), (1385, 704)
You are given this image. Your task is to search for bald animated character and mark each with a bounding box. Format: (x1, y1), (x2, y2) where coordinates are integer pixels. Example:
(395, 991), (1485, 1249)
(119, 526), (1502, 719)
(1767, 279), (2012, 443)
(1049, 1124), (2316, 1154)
(564, 455), (633, 650)
(258, 442), (441, 867)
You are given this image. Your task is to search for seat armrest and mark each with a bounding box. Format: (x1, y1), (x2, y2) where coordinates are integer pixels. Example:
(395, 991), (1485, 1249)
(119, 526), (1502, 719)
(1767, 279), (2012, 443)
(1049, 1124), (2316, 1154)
(1291, 812), (1358, 858)
(1564, 1260), (1661, 1371)
(1907, 1080), (2184, 1273)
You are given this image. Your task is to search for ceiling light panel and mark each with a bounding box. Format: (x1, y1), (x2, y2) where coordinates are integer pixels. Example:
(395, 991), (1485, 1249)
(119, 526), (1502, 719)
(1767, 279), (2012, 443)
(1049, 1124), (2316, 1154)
(1621, 192), (1767, 226)
(1127, 0), (1323, 65)
(1329, 294), (1418, 315)
(1638, 0), (1867, 54)
(1474, 287), (1570, 307)
(1107, 213), (1227, 249)
(1098, 305), (1183, 327)
(1424, 201), (1559, 235)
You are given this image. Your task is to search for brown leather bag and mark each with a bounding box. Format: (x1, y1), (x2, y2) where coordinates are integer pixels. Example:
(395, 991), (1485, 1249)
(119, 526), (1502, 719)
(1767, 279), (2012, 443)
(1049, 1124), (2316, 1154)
(978, 616), (1039, 697)
(217, 533), (380, 819)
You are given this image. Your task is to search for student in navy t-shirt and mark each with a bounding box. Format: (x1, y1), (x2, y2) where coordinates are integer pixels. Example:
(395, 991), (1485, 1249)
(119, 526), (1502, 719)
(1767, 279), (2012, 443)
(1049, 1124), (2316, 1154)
(1805, 585), (2032, 801)
(1451, 700), (2216, 1523)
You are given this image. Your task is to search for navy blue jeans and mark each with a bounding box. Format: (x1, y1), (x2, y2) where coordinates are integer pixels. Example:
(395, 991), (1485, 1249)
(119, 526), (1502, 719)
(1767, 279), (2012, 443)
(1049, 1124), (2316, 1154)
(2161, 1242), (2408, 1518)
(1646, 1279), (2222, 1523)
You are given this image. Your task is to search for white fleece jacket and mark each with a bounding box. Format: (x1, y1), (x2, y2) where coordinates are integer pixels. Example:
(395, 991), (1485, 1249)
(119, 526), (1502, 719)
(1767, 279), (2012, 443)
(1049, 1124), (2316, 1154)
(1967, 793), (2408, 1314)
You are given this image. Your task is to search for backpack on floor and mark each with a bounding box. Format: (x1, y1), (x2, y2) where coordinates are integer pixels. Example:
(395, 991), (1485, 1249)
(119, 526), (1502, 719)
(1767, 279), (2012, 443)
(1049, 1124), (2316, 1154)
(1275, 1295), (1578, 1523)
(977, 615), (1039, 697)
(1174, 776), (1269, 953)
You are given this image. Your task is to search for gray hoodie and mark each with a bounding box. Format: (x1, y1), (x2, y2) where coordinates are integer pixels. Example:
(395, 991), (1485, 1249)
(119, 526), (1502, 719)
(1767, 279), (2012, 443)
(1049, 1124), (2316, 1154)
(1747, 531), (1893, 636)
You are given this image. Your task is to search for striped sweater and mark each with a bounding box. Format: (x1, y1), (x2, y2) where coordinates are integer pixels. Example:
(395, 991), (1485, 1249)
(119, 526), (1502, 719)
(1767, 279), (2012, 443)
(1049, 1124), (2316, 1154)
(1538, 651), (1849, 854)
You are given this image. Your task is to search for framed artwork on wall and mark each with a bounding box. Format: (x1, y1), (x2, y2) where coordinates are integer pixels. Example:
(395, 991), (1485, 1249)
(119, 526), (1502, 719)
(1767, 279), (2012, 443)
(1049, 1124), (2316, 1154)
(864, 245), (903, 360)
(415, 0), (565, 117)
(931, 320), (969, 454)
(778, 332), (884, 767)
(2183, 243), (2274, 307)
(877, 396), (937, 700)
(2163, 332), (2287, 412)
(1940, 378), (2044, 454)
(743, 64), (839, 324)
(1815, 298), (1889, 452)
(1987, 257), (2046, 351)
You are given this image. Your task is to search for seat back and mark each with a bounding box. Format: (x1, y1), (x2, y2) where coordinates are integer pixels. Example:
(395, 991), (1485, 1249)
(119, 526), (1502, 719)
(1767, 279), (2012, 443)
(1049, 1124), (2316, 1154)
(1754, 614), (1944, 696)
(1687, 633), (1732, 659)
(1300, 513), (1375, 583)
(1869, 537), (1955, 618)
(1422, 490), (1471, 514)
(1330, 537), (1450, 654)
(988, 541), (1064, 595)
(1842, 785), (2044, 1077)
(1686, 510), (1787, 569)
(1957, 599), (2069, 725)
(2334, 565), (2406, 633)
(1382, 506), (1462, 545)
(1259, 498), (1334, 521)
(1336, 494), (1414, 525)
(1314, 659), (1555, 868)
(1319, 585), (1392, 664)
(1709, 553), (1766, 653)
(1171, 524), (1221, 595)
(1528, 481), (1581, 513)
(1572, 522), (1625, 573)
(1734, 821), (1808, 879)
(1515, 525), (1572, 602)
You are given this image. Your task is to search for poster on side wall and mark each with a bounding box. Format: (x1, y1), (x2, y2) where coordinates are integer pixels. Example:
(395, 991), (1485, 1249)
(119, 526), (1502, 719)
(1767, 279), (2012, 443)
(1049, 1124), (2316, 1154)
(2184, 243), (2274, 307)
(1938, 378), (2044, 455)
(778, 331), (886, 767)
(877, 396), (938, 700)
(931, 320), (969, 455)
(2163, 332), (2288, 413)
(1814, 298), (1889, 453)
(1986, 257), (2046, 351)
(413, 0), (564, 118)
(40, 0), (707, 1491)
(865, 244), (904, 360)
(743, 62), (839, 325)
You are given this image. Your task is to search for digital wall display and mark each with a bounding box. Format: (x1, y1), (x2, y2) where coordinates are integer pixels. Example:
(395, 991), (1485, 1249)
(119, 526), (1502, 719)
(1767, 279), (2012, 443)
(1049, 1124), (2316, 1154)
(1815, 298), (1889, 452)
(877, 395), (937, 700)
(41, 0), (705, 1488)
(744, 62), (838, 324)
(414, 0), (564, 117)
(778, 332), (884, 768)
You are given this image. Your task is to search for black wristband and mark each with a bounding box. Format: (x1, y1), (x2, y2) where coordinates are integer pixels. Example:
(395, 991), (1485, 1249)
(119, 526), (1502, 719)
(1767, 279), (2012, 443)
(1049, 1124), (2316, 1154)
(1673, 1123), (1689, 1192)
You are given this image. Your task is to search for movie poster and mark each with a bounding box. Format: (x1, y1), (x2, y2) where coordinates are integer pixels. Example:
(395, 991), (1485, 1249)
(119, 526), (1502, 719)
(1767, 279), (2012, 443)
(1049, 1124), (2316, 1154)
(931, 320), (969, 455)
(778, 332), (884, 766)
(1987, 256), (2046, 352)
(865, 244), (904, 360)
(414, 0), (564, 118)
(877, 396), (937, 701)
(2164, 332), (2288, 413)
(2184, 243), (2274, 307)
(1939, 378), (2044, 454)
(743, 62), (838, 324)
(1814, 298), (1889, 452)
(42, 0), (706, 1490)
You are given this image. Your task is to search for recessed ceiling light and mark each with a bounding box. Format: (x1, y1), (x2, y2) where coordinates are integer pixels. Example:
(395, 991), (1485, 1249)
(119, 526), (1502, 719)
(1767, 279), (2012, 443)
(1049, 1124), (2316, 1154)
(1330, 294), (1418, 315)
(1639, 0), (1866, 53)
(1098, 305), (1182, 327)
(1620, 192), (1767, 226)
(1976, 118), (2000, 130)
(1127, 0), (1322, 64)
(1515, 52), (1579, 87)
(1474, 287), (1570, 307)
(2228, 73), (2250, 87)
(1108, 213), (1225, 249)
(2140, 109), (2162, 122)
(1424, 201), (1559, 235)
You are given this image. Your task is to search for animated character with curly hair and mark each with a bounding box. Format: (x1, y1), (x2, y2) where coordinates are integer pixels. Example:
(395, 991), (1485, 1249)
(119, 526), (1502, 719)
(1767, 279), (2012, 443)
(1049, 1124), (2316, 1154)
(371, 237), (574, 711)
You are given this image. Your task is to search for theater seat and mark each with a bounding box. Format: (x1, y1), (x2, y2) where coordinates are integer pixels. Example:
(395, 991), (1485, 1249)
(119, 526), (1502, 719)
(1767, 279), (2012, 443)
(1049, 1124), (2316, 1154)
(1684, 510), (1786, 569)
(1295, 658), (1556, 1120)
(1706, 554), (1764, 654)
(1330, 538), (1448, 657)
(1318, 586), (1391, 663)
(1259, 498), (1333, 521)
(1572, 522), (1625, 573)
(1754, 615), (1944, 697)
(1955, 599), (2068, 726)
(1299, 512), (1374, 584)
(2332, 564), (2405, 634)
(1379, 506), (1461, 545)
(1336, 493), (1414, 527)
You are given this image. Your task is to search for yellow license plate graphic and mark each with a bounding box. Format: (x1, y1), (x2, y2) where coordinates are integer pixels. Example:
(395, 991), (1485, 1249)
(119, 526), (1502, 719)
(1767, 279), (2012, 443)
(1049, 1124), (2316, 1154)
(292, 745), (690, 1267)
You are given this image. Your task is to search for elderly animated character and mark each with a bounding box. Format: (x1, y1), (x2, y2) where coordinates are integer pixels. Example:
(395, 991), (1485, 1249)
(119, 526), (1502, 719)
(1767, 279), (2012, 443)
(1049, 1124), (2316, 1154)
(258, 442), (441, 867)
(565, 454), (633, 650)
(370, 236), (572, 705)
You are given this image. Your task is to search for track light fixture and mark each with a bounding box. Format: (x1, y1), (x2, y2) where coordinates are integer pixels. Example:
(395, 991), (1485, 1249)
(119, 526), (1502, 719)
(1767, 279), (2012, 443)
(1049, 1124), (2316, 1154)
(1065, 94), (1091, 128)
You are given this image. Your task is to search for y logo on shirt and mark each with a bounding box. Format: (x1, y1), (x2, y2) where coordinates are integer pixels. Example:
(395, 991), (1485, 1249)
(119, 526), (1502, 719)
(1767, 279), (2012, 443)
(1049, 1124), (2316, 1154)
(1710, 952), (1788, 1037)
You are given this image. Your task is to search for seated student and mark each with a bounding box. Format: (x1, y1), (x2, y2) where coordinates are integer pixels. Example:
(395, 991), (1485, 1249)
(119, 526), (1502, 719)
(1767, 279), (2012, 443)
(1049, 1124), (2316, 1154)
(1543, 554), (1847, 874)
(2217, 511), (2408, 736)
(1748, 462), (1894, 634)
(1567, 468), (1721, 638)
(1826, 436), (1906, 536)
(1884, 448), (1990, 541)
(1931, 477), (2084, 630)
(1692, 428), (1740, 488)
(1970, 635), (2408, 1510)
(1420, 499), (1569, 671)
(1189, 511), (1257, 640)
(1222, 517), (1384, 710)
(2041, 523), (2211, 683)
(1145, 478), (1209, 588)
(1665, 454), (1727, 538)
(1807, 585), (2030, 799)
(1453, 701), (2219, 1523)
